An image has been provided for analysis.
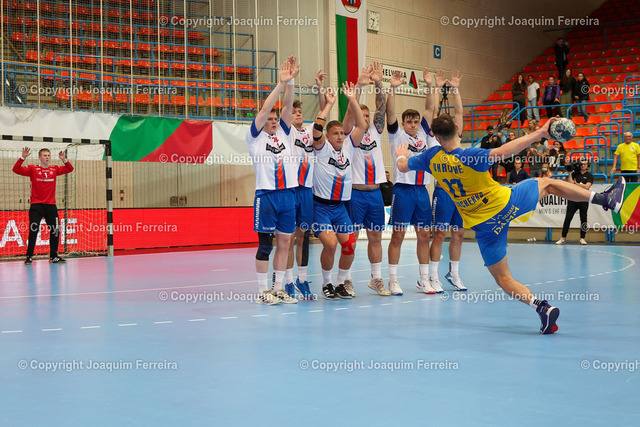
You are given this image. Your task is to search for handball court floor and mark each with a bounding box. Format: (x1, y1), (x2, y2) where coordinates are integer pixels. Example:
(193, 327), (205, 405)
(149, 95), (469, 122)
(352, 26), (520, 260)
(1, 241), (639, 426)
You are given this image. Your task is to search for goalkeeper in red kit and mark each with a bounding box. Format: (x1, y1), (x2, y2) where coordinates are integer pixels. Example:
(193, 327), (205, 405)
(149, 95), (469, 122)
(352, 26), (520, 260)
(12, 147), (74, 264)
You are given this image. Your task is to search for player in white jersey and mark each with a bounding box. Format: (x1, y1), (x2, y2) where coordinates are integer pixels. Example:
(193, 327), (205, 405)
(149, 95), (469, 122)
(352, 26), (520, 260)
(426, 69), (467, 293)
(246, 56), (300, 305)
(312, 83), (368, 299)
(386, 69), (439, 295)
(279, 70), (326, 300)
(341, 62), (389, 297)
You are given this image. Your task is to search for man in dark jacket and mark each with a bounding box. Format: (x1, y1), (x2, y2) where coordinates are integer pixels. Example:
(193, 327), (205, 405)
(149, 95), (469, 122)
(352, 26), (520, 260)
(554, 38), (570, 78)
(479, 125), (496, 149)
(542, 76), (560, 118)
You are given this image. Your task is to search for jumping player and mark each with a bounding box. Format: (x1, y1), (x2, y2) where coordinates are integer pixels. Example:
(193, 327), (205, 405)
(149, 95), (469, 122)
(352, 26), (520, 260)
(280, 69), (328, 300)
(246, 56), (300, 305)
(386, 68), (438, 295)
(312, 83), (367, 299)
(13, 147), (74, 264)
(395, 97), (627, 333)
(426, 70), (467, 292)
(341, 62), (389, 297)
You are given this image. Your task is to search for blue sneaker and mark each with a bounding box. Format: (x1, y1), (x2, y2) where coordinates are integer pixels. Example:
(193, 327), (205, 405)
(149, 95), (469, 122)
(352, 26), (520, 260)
(295, 278), (315, 300)
(444, 272), (467, 291)
(601, 176), (626, 213)
(536, 300), (560, 334)
(284, 282), (296, 298)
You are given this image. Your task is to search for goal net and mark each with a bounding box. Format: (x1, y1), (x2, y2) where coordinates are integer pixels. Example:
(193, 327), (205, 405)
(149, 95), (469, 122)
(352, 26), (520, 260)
(0, 138), (110, 259)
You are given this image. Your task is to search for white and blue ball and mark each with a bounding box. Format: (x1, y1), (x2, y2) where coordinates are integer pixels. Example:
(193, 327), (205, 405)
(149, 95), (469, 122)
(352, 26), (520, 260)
(549, 118), (577, 143)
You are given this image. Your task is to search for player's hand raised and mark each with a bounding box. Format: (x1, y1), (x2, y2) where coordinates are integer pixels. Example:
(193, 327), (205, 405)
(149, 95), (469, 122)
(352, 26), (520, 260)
(315, 69), (327, 88)
(448, 69), (463, 88)
(369, 61), (383, 84)
(435, 69), (446, 88)
(540, 117), (556, 140)
(390, 70), (405, 89)
(21, 147), (31, 158)
(423, 67), (432, 86)
(395, 142), (410, 160)
(58, 151), (67, 161)
(324, 87), (336, 106)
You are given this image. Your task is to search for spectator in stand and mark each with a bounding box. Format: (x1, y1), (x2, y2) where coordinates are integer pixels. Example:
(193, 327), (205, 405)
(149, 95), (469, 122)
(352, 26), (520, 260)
(559, 69), (575, 118)
(554, 37), (570, 78)
(548, 141), (567, 173)
(501, 131), (517, 176)
(479, 125), (496, 149)
(525, 119), (537, 135)
(573, 72), (590, 120)
(611, 132), (640, 182)
(527, 138), (548, 177)
(556, 158), (593, 245)
(526, 75), (540, 121)
(542, 76), (560, 118)
(508, 158), (529, 184)
(511, 74), (527, 125)
(380, 170), (394, 206)
(541, 165), (553, 178)
(488, 134), (502, 181)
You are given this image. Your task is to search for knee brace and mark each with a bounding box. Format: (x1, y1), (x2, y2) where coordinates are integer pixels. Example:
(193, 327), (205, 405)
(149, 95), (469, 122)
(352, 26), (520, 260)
(301, 230), (310, 266)
(340, 233), (356, 256)
(256, 232), (274, 261)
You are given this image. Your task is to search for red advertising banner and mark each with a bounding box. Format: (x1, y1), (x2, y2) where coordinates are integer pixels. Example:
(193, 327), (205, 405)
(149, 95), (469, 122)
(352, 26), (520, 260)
(0, 209), (107, 257)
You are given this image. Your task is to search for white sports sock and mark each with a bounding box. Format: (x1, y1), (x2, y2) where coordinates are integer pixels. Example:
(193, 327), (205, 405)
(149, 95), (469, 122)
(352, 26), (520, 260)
(429, 262), (439, 279)
(589, 191), (596, 203)
(337, 268), (348, 285)
(371, 262), (382, 279)
(284, 268), (293, 284)
(345, 269), (352, 280)
(297, 266), (307, 283)
(257, 273), (269, 292)
(389, 264), (398, 281)
(322, 269), (332, 286)
(419, 263), (429, 278)
(273, 270), (284, 291)
(449, 261), (460, 277)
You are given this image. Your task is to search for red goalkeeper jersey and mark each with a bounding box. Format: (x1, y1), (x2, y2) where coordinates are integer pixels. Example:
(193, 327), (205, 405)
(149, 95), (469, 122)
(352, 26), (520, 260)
(12, 158), (74, 205)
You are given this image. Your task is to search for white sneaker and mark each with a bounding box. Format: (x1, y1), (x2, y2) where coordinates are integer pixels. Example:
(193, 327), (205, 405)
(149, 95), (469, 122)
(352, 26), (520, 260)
(368, 278), (391, 296)
(580, 238), (587, 245)
(445, 272), (467, 291)
(416, 276), (436, 294)
(272, 289), (298, 304)
(555, 237), (566, 245)
(429, 277), (444, 293)
(256, 289), (280, 305)
(344, 279), (356, 297)
(388, 279), (403, 295)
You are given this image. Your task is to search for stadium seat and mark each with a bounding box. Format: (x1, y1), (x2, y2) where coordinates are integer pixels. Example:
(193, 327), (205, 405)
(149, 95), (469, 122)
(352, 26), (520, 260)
(597, 104), (613, 113)
(586, 116), (603, 125)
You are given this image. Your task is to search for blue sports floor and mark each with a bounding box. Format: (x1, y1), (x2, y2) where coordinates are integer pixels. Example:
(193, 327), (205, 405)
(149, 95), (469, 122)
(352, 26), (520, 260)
(1, 241), (639, 426)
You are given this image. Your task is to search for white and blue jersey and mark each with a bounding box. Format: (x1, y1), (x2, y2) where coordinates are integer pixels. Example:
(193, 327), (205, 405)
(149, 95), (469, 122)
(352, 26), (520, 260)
(388, 117), (437, 186)
(246, 119), (298, 191)
(312, 137), (355, 201)
(290, 123), (315, 188)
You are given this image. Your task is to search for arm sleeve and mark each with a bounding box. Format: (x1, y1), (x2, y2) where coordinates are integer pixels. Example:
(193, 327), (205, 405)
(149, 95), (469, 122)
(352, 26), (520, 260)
(250, 120), (262, 138)
(12, 158), (31, 176)
(279, 119), (291, 136)
(587, 173), (594, 184)
(387, 120), (399, 134)
(456, 147), (493, 172)
(407, 149), (433, 173)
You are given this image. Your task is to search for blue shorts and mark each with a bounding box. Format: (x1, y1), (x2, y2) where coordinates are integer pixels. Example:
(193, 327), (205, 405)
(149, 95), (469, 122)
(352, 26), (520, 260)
(347, 188), (385, 232)
(313, 200), (354, 236)
(472, 178), (539, 266)
(295, 186), (313, 231)
(389, 184), (432, 229)
(432, 186), (463, 231)
(253, 189), (296, 234)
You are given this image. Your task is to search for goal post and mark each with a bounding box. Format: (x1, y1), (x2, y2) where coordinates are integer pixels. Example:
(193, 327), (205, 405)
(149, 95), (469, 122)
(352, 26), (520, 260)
(0, 135), (113, 259)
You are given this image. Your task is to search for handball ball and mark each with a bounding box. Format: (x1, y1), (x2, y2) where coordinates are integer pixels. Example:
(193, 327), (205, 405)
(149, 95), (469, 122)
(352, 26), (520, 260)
(549, 118), (577, 143)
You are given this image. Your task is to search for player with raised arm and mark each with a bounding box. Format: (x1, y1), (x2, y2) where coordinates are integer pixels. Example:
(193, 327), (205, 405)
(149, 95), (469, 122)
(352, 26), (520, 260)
(246, 56), (300, 305)
(340, 62), (389, 297)
(280, 69), (328, 301)
(385, 68), (438, 295)
(428, 70), (467, 292)
(312, 82), (367, 299)
(13, 147), (74, 264)
(395, 78), (627, 333)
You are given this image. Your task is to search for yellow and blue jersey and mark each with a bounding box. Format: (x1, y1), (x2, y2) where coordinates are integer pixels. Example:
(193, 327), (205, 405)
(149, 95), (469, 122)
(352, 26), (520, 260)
(408, 146), (511, 228)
